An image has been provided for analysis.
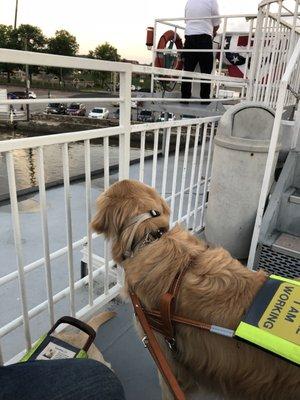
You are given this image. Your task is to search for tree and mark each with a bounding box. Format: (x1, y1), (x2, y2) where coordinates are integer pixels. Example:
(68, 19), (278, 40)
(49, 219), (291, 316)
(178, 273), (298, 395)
(89, 42), (121, 89)
(15, 24), (46, 83)
(47, 30), (79, 56)
(16, 24), (46, 52)
(47, 30), (79, 83)
(91, 42), (120, 62)
(0, 24), (16, 82)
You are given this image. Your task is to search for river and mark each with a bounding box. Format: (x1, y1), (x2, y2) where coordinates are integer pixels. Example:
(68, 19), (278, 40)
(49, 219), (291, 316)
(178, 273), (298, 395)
(0, 130), (151, 201)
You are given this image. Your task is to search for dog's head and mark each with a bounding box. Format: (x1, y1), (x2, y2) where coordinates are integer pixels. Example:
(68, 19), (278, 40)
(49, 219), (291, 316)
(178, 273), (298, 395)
(92, 180), (170, 263)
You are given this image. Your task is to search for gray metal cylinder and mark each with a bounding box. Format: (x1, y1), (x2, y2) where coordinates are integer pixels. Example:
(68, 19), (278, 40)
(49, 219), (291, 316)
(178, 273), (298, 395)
(205, 102), (279, 259)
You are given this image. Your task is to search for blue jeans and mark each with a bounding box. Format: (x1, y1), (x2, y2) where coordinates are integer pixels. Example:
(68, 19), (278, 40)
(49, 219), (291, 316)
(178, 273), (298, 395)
(0, 359), (125, 399)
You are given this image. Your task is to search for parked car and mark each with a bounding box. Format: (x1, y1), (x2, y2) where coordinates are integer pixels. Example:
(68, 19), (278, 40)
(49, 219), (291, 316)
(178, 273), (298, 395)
(44, 103), (67, 115)
(66, 103), (86, 116)
(181, 114), (196, 120)
(131, 100), (137, 109)
(88, 107), (109, 119)
(28, 91), (37, 99)
(7, 92), (18, 99)
(137, 109), (155, 122)
(7, 90), (37, 99)
(157, 112), (176, 122)
(8, 91), (27, 99)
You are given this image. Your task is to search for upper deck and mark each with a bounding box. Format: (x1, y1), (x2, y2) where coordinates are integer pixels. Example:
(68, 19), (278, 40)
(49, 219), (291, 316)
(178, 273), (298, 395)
(0, 0), (299, 397)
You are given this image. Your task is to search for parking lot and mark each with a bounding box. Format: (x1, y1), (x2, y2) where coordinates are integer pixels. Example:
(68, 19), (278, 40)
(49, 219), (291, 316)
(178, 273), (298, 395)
(2, 85), (127, 119)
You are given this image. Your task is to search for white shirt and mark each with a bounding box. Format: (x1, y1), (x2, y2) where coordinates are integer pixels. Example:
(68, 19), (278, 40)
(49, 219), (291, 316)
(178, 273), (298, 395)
(185, 0), (221, 36)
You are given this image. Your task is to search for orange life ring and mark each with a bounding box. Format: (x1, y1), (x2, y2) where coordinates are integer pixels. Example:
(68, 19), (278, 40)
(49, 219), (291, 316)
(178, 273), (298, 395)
(154, 30), (183, 70)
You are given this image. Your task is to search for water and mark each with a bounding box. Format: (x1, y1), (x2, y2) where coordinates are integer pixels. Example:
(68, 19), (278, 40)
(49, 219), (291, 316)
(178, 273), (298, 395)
(0, 130), (151, 200)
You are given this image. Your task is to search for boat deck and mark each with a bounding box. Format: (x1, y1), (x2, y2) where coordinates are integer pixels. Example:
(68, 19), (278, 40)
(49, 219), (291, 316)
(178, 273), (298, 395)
(96, 299), (222, 400)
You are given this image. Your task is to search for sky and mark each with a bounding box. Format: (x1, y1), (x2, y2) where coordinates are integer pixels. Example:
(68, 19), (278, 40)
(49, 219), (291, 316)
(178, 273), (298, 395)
(0, 0), (261, 63)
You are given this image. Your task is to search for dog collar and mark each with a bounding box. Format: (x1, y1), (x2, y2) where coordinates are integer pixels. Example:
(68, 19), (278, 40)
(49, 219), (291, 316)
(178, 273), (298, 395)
(122, 210), (163, 259)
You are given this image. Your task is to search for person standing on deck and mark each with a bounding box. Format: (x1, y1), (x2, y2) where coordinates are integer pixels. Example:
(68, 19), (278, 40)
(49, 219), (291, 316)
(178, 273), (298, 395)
(181, 0), (221, 103)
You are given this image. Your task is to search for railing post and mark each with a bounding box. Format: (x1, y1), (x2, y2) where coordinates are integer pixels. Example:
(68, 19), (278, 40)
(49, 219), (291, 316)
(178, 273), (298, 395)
(119, 68), (132, 180)
(247, 7), (265, 101)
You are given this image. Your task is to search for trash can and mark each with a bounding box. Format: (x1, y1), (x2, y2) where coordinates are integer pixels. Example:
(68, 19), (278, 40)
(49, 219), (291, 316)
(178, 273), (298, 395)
(205, 102), (279, 259)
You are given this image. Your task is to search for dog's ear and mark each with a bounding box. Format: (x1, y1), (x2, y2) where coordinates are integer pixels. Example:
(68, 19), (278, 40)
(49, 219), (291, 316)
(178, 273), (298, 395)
(91, 193), (111, 235)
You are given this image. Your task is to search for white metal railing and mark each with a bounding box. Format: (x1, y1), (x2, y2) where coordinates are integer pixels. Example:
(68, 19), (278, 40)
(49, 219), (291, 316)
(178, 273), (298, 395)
(151, 14), (256, 100)
(151, 2), (300, 108)
(0, 48), (220, 364)
(250, 0), (300, 107)
(248, 36), (300, 268)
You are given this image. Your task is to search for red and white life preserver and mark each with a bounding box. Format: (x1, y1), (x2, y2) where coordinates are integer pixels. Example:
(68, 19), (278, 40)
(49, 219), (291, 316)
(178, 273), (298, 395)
(154, 30), (183, 70)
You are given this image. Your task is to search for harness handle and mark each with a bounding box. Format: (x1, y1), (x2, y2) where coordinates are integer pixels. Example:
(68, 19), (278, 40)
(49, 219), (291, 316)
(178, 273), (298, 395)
(48, 316), (96, 352)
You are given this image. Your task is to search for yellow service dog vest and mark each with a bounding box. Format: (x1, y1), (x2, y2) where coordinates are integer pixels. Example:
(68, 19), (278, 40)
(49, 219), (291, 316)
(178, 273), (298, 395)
(235, 275), (300, 365)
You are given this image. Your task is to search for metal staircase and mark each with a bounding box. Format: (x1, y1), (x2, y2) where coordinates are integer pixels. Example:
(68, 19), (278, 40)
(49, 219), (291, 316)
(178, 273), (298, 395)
(255, 151), (300, 278)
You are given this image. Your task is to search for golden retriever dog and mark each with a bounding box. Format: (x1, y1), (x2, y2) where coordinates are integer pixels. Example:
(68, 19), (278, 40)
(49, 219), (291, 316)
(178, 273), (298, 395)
(91, 179), (300, 400)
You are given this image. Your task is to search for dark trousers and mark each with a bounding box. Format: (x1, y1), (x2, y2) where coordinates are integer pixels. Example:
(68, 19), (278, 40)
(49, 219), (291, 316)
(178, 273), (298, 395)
(181, 34), (214, 99)
(0, 359), (126, 400)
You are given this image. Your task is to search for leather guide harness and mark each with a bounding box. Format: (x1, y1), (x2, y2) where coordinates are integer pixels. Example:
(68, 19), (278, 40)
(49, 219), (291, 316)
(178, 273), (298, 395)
(126, 210), (234, 400)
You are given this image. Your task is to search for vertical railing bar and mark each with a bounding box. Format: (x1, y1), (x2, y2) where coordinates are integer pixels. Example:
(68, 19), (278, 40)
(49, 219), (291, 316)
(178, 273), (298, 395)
(151, 129), (159, 187)
(262, 16), (277, 104)
(258, 12), (274, 102)
(278, 27), (290, 106)
(253, 6), (267, 101)
(248, 8), (265, 100)
(119, 70), (132, 181)
(37, 146), (55, 326)
(269, 24), (282, 107)
(139, 131), (146, 182)
(199, 122), (215, 228)
(104, 137), (110, 189)
(242, 18), (254, 99)
(294, 56), (300, 104)
(192, 123), (208, 231)
(270, 24), (285, 107)
(287, 0), (298, 60)
(104, 136), (110, 295)
(264, 2), (283, 105)
(84, 139), (93, 307)
(263, 13), (277, 102)
(62, 143), (75, 317)
(186, 123), (200, 229)
(178, 125), (191, 221)
(161, 127), (171, 198)
(254, 4), (271, 102)
(5, 152), (32, 349)
(216, 17), (228, 98)
(170, 127), (181, 225)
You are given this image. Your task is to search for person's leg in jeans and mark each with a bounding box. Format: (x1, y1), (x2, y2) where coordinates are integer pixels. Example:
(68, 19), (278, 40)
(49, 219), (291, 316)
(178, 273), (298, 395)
(198, 35), (214, 100)
(0, 359), (125, 400)
(181, 36), (199, 99)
